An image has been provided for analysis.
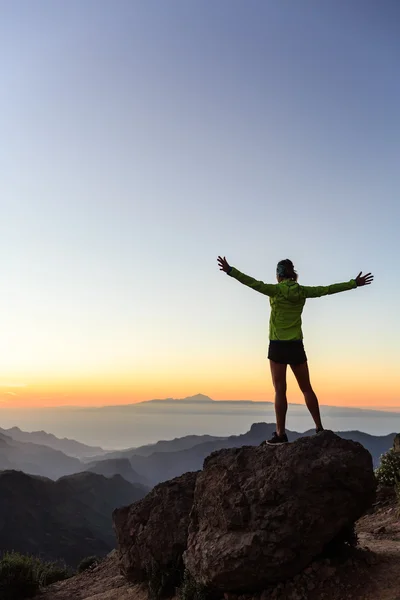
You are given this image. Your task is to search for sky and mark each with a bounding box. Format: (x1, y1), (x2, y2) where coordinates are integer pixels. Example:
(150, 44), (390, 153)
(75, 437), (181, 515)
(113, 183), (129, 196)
(0, 0), (399, 410)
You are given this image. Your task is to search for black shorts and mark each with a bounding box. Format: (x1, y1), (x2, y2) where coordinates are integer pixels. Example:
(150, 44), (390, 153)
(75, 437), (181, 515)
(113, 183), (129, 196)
(268, 340), (307, 366)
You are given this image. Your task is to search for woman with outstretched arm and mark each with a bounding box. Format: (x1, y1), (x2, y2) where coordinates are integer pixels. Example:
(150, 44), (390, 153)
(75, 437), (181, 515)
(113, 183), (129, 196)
(217, 256), (374, 445)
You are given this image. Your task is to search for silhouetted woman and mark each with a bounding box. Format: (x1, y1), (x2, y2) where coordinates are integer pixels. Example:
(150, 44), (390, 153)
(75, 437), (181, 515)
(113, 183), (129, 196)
(217, 256), (373, 445)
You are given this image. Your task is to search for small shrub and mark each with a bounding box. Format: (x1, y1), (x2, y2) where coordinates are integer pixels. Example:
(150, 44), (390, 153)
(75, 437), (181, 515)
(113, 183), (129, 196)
(39, 562), (70, 586)
(178, 569), (208, 600)
(0, 552), (40, 600)
(375, 448), (400, 486)
(77, 555), (100, 573)
(0, 552), (70, 600)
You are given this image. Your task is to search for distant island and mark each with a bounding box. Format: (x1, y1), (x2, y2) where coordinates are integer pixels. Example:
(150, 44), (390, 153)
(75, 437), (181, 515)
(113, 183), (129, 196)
(143, 394), (271, 405)
(146, 393), (216, 403)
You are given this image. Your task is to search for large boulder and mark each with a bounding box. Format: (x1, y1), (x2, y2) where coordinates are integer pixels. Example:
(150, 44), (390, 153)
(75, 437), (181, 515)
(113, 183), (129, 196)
(113, 471), (198, 582)
(184, 431), (376, 592)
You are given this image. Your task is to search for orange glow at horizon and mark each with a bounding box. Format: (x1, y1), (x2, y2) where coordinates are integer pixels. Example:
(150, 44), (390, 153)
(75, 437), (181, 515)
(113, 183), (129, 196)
(0, 364), (398, 409)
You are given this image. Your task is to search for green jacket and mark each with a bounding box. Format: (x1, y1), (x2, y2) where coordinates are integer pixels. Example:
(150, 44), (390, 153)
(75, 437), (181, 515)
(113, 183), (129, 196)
(228, 267), (357, 341)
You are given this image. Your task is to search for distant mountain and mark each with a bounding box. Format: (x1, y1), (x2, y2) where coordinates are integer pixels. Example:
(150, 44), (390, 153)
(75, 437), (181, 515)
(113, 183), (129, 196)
(0, 470), (147, 566)
(130, 434), (226, 456)
(140, 394), (272, 406)
(96, 393), (220, 412)
(327, 430), (395, 467)
(84, 457), (150, 487)
(0, 426), (105, 458)
(145, 393), (215, 404)
(120, 423), (277, 485)
(85, 434), (225, 463)
(0, 431), (83, 479)
(91, 423), (395, 486)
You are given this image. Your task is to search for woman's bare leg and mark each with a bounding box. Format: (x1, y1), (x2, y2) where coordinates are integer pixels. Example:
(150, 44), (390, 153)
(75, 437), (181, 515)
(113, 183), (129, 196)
(290, 362), (323, 430)
(269, 361), (288, 436)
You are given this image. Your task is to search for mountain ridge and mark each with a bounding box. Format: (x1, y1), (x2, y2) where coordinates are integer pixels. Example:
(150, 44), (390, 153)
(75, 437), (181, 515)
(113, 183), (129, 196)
(0, 421), (395, 486)
(0, 431), (83, 480)
(0, 469), (148, 566)
(88, 423), (395, 486)
(0, 426), (106, 458)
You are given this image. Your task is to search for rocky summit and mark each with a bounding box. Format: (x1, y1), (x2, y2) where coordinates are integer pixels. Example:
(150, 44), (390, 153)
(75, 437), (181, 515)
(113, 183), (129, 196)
(185, 430), (375, 592)
(113, 431), (376, 594)
(113, 471), (198, 583)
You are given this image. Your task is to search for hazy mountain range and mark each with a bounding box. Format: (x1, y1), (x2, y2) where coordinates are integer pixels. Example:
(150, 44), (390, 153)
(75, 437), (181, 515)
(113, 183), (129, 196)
(0, 419), (395, 484)
(0, 430), (82, 480)
(0, 415), (397, 566)
(89, 423), (394, 484)
(0, 426), (106, 458)
(1, 394), (399, 448)
(0, 469), (148, 566)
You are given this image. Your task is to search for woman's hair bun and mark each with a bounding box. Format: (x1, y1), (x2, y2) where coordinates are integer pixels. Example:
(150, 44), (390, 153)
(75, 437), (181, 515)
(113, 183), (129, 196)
(276, 259), (298, 281)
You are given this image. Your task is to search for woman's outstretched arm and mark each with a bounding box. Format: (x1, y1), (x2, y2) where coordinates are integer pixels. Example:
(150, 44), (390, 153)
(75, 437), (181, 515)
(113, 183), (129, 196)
(301, 272), (374, 298)
(217, 256), (277, 297)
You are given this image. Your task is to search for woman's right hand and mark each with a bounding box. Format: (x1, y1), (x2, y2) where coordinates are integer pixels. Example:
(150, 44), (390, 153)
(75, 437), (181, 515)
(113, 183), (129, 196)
(217, 256), (231, 273)
(355, 272), (374, 286)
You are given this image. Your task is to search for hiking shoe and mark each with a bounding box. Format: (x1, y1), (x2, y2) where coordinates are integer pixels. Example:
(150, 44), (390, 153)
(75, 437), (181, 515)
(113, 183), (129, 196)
(266, 432), (289, 445)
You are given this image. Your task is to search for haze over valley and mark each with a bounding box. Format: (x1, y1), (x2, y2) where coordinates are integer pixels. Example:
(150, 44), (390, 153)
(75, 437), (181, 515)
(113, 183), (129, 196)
(1, 394), (399, 449)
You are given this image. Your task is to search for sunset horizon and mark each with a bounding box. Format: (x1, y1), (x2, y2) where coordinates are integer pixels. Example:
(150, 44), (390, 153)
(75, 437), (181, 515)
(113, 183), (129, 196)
(1, 2), (398, 419)
(1, 382), (399, 411)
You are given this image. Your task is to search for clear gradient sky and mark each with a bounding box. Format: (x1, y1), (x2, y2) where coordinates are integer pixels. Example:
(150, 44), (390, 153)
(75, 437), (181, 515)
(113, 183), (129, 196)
(0, 1), (399, 409)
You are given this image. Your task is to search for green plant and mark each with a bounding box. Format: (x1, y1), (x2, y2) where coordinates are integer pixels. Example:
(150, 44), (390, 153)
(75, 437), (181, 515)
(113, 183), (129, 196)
(77, 555), (100, 573)
(0, 552), (39, 599)
(39, 562), (70, 586)
(178, 569), (208, 600)
(0, 551), (70, 600)
(375, 448), (400, 486)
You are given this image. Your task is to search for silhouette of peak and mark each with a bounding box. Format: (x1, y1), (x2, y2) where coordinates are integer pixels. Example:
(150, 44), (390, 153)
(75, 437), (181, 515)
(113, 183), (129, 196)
(146, 394), (215, 404)
(249, 422), (270, 435)
(182, 394), (214, 403)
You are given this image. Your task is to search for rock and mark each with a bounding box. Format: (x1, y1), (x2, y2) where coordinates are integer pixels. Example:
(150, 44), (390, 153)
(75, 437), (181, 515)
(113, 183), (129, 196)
(374, 525), (386, 534)
(288, 591), (303, 600)
(306, 580), (316, 591)
(375, 484), (396, 505)
(318, 564), (336, 581)
(113, 471), (198, 582)
(365, 552), (378, 566)
(184, 431), (375, 592)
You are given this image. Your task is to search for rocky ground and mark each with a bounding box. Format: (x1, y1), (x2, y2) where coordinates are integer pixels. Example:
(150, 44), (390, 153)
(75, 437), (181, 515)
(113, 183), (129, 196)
(37, 490), (400, 600)
(35, 550), (145, 600)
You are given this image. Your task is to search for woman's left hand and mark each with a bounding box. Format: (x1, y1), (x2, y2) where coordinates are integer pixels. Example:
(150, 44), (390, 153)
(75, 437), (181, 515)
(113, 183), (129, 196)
(355, 272), (374, 286)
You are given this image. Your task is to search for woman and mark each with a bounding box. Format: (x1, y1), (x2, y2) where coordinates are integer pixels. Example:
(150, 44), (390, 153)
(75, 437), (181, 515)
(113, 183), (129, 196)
(217, 256), (373, 445)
